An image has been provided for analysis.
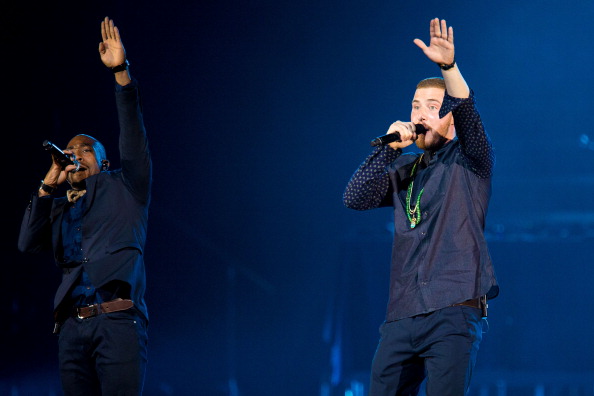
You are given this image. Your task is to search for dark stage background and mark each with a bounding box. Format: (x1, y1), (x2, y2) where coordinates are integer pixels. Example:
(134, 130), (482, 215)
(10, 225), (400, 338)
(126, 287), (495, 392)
(3, 1), (594, 395)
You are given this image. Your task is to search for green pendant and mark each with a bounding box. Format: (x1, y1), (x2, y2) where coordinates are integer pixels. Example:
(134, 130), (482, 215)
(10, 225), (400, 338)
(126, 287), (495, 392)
(406, 154), (424, 230)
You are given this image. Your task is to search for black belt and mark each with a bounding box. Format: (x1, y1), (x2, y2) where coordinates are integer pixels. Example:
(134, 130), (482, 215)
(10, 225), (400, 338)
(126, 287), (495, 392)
(73, 298), (134, 319)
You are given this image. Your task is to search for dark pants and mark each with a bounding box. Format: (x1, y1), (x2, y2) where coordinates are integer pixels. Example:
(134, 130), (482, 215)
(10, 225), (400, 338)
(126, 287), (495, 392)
(369, 306), (483, 396)
(58, 310), (148, 396)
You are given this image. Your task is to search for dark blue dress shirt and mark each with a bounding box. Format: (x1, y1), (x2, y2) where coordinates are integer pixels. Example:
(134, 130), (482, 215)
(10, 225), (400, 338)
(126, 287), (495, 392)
(343, 90), (499, 321)
(62, 194), (124, 308)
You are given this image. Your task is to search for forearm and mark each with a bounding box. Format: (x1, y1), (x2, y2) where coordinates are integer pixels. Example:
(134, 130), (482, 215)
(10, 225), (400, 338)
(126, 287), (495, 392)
(116, 79), (152, 202)
(343, 147), (398, 210)
(18, 195), (54, 254)
(441, 64), (469, 99)
(444, 92), (494, 178)
(114, 69), (132, 87)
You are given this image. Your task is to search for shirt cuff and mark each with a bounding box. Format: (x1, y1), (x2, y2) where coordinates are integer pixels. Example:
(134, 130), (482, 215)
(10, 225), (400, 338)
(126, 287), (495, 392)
(377, 145), (401, 162)
(439, 89), (475, 118)
(115, 77), (137, 92)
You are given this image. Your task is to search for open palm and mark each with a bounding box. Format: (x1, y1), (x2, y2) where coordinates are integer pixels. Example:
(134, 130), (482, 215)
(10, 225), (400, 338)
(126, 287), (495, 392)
(98, 17), (126, 68)
(413, 18), (455, 65)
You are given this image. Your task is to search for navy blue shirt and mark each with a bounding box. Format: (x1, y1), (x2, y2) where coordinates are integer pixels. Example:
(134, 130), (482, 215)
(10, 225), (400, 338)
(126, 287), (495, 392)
(343, 90), (499, 321)
(62, 193), (125, 308)
(61, 194), (85, 263)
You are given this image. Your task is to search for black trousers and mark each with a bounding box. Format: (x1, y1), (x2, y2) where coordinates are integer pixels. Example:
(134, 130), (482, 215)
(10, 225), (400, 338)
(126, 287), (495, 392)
(58, 310), (148, 396)
(369, 305), (484, 396)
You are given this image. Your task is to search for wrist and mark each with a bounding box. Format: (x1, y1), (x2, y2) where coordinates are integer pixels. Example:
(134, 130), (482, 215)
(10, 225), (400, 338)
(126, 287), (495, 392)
(115, 71), (132, 87)
(39, 180), (56, 195)
(438, 58), (456, 71)
(386, 145), (403, 155)
(111, 59), (129, 73)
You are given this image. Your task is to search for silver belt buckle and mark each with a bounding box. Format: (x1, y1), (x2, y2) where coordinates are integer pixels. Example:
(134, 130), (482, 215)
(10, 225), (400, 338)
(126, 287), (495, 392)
(77, 304), (98, 319)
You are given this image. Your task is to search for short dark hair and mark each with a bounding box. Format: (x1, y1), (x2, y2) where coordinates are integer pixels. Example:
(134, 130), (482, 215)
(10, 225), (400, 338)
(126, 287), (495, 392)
(416, 77), (446, 90)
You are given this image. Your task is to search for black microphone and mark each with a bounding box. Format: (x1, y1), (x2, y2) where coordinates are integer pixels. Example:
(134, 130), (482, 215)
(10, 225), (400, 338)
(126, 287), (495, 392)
(42, 140), (80, 172)
(370, 124), (427, 147)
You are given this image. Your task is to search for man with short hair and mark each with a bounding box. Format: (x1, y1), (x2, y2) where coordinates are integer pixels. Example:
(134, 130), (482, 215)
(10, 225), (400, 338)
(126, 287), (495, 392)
(18, 17), (151, 395)
(343, 18), (499, 395)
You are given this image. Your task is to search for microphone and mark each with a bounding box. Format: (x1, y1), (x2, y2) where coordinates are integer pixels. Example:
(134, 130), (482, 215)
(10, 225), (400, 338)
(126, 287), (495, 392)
(370, 124), (427, 147)
(42, 140), (80, 172)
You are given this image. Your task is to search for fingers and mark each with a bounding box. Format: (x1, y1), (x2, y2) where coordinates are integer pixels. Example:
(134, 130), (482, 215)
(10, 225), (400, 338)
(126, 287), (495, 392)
(42, 164), (67, 187)
(63, 164), (78, 173)
(413, 38), (427, 51)
(101, 18), (107, 42)
(429, 17), (437, 37)
(429, 18), (453, 41)
(100, 16), (118, 42)
(441, 19), (453, 42)
(387, 121), (417, 150)
(440, 19), (447, 38)
(388, 121), (417, 142)
(108, 18), (116, 40)
(432, 18), (445, 39)
(416, 18), (455, 65)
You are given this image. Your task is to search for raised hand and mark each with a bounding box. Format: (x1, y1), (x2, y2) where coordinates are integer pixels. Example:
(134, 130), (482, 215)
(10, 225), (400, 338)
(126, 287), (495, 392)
(413, 18), (454, 66)
(98, 17), (126, 68)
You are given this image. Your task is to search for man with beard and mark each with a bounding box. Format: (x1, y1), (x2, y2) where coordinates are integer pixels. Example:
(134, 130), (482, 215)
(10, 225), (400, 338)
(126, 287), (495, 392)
(343, 18), (499, 396)
(18, 17), (151, 395)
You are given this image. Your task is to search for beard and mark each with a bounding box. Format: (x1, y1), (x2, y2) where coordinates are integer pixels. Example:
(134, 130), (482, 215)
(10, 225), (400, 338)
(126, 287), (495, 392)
(418, 131), (450, 152)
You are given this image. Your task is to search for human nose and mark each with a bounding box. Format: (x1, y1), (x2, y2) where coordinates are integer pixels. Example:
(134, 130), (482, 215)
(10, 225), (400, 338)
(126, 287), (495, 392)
(69, 149), (83, 161)
(412, 109), (426, 124)
(63, 150), (81, 168)
(61, 149), (81, 171)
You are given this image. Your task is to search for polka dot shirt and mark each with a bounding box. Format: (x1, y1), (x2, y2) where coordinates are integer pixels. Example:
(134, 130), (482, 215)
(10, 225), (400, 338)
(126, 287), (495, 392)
(342, 89), (498, 320)
(343, 89), (495, 211)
